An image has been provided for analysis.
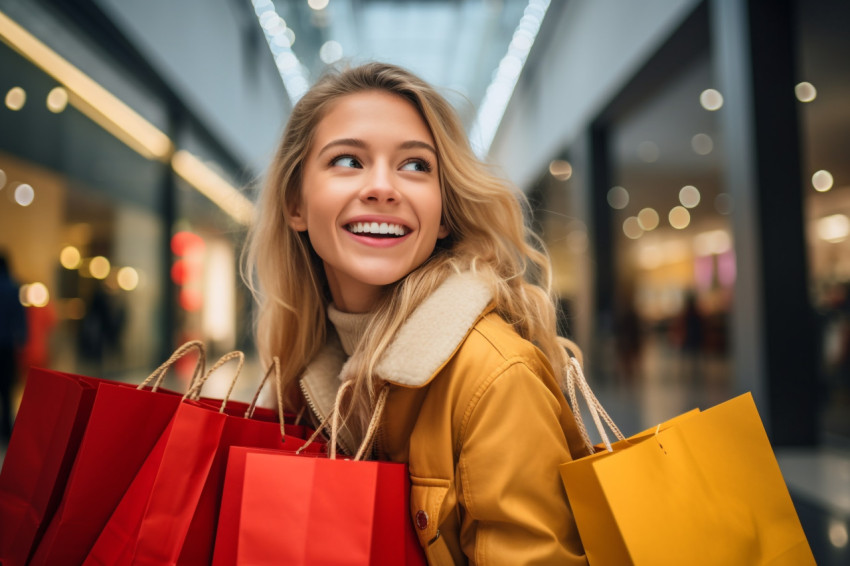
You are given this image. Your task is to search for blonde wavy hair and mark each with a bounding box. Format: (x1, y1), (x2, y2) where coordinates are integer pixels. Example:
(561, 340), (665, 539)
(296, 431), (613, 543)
(244, 62), (575, 445)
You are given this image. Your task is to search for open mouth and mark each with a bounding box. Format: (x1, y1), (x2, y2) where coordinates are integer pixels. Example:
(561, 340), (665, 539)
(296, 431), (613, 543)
(346, 221), (410, 238)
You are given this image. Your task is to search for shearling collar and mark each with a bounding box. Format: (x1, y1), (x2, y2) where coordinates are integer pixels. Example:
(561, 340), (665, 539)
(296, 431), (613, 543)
(299, 271), (493, 427)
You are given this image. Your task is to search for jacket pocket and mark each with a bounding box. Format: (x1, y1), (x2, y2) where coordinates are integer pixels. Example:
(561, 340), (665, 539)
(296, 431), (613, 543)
(409, 475), (452, 562)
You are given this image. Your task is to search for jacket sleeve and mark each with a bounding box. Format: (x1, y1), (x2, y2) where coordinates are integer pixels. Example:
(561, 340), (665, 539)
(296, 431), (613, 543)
(456, 360), (587, 565)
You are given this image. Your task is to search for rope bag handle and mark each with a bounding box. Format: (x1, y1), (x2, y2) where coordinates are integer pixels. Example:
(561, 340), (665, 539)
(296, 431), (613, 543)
(138, 340), (206, 393)
(297, 380), (390, 461)
(560, 338), (625, 454)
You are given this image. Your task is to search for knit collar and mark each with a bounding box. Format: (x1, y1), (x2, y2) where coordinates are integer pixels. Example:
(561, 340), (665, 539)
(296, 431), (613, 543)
(299, 271), (493, 426)
(327, 304), (373, 356)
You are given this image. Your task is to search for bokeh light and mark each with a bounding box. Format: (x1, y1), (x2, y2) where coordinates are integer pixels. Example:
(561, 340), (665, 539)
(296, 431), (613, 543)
(117, 266), (140, 291)
(548, 159), (572, 181)
(694, 230), (732, 256)
(669, 206), (691, 229)
(46, 86), (69, 113)
(699, 88), (723, 111)
(691, 133), (713, 155)
(171, 231), (206, 256)
(795, 81), (817, 103)
(25, 282), (50, 307)
(679, 185), (701, 208)
(623, 217), (643, 239)
(89, 256), (111, 280)
(14, 183), (34, 206)
(5, 86), (26, 110)
(319, 40), (343, 64)
(60, 246), (82, 269)
(829, 519), (848, 548)
(180, 287), (203, 311)
(637, 208), (659, 231)
(817, 214), (850, 243)
(607, 186), (629, 210)
(812, 169), (834, 192)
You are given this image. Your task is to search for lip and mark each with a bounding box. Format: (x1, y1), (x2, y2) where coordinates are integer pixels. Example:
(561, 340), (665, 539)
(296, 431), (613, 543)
(341, 215), (413, 248)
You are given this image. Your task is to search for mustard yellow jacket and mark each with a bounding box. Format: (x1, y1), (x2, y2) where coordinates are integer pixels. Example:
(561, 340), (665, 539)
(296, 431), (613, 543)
(300, 272), (590, 565)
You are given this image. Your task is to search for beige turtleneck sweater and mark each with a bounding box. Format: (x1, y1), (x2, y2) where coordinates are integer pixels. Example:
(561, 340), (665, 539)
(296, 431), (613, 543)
(326, 304), (373, 358)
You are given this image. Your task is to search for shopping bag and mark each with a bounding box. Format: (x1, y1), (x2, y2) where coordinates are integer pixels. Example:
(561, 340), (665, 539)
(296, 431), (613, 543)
(212, 384), (426, 566)
(85, 355), (324, 566)
(0, 368), (103, 566)
(559, 358), (815, 565)
(176, 358), (324, 565)
(28, 341), (206, 566)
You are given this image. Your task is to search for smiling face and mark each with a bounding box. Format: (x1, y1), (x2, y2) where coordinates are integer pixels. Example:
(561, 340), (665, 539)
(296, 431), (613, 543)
(289, 90), (448, 313)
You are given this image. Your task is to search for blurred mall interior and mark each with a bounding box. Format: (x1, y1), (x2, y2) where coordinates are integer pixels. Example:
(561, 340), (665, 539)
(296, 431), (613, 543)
(0, 0), (848, 562)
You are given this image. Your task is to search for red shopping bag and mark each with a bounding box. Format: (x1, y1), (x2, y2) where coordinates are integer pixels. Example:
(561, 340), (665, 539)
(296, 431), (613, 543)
(177, 360), (323, 565)
(85, 355), (324, 566)
(214, 448), (425, 566)
(0, 369), (105, 566)
(28, 342), (205, 566)
(213, 385), (426, 566)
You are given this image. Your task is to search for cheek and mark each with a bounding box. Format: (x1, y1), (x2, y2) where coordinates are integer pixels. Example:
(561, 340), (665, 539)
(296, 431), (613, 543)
(425, 190), (446, 233)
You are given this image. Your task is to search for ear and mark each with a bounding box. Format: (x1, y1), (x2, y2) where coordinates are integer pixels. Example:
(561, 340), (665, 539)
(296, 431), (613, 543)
(287, 200), (308, 232)
(437, 222), (450, 239)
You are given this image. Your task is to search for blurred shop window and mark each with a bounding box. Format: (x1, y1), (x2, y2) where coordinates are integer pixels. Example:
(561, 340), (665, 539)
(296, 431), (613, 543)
(172, 171), (244, 358)
(606, 50), (733, 403)
(798, 1), (850, 441)
(0, 28), (166, 380)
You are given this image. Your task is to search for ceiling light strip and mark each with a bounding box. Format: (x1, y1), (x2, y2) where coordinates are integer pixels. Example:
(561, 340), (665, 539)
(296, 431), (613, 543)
(0, 9), (253, 226)
(0, 9), (173, 161)
(251, 0), (310, 105)
(469, 0), (551, 159)
(172, 151), (254, 226)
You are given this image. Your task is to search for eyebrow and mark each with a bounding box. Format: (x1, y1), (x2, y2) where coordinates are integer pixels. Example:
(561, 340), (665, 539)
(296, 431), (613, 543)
(316, 138), (437, 157)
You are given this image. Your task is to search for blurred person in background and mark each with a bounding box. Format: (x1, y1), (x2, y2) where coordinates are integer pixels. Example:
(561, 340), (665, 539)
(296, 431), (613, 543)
(0, 250), (27, 446)
(19, 287), (56, 380)
(613, 284), (644, 385)
(675, 291), (705, 382)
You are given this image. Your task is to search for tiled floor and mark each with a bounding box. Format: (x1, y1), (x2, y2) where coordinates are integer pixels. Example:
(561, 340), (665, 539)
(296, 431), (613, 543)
(777, 448), (850, 565)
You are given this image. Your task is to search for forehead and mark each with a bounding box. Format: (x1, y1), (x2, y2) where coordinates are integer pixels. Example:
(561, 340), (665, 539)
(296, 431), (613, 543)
(311, 90), (435, 147)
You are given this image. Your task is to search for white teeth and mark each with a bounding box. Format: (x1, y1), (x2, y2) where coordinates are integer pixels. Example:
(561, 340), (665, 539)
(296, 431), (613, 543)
(348, 222), (407, 236)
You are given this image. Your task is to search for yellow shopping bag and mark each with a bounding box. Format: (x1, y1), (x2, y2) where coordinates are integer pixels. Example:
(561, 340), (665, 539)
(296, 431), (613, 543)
(560, 360), (815, 565)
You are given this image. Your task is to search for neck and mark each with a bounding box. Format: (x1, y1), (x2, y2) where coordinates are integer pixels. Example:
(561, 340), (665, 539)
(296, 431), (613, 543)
(325, 267), (384, 313)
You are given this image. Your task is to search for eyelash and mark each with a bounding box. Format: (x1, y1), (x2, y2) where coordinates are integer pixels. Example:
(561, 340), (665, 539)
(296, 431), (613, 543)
(405, 158), (433, 173)
(329, 154), (362, 168)
(328, 153), (433, 173)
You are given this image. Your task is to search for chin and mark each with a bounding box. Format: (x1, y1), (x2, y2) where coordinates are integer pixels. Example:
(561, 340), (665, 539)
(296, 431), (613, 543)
(358, 270), (411, 287)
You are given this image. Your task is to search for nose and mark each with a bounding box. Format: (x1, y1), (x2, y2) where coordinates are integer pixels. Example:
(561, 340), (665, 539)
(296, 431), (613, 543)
(359, 164), (398, 204)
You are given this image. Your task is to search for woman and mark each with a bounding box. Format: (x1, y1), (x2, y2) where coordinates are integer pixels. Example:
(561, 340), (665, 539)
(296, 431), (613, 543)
(245, 62), (590, 565)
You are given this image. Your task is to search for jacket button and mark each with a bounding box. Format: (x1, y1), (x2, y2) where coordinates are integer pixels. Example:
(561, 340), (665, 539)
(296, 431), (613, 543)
(415, 510), (429, 530)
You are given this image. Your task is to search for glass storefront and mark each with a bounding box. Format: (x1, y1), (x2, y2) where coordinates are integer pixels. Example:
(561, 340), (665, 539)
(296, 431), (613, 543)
(605, 49), (733, 412)
(798, 0), (850, 442)
(0, 18), (251, 391)
(536, 0), (850, 445)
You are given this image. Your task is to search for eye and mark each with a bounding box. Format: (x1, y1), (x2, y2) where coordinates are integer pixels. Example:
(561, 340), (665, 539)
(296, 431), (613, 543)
(330, 155), (362, 169)
(400, 159), (432, 173)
